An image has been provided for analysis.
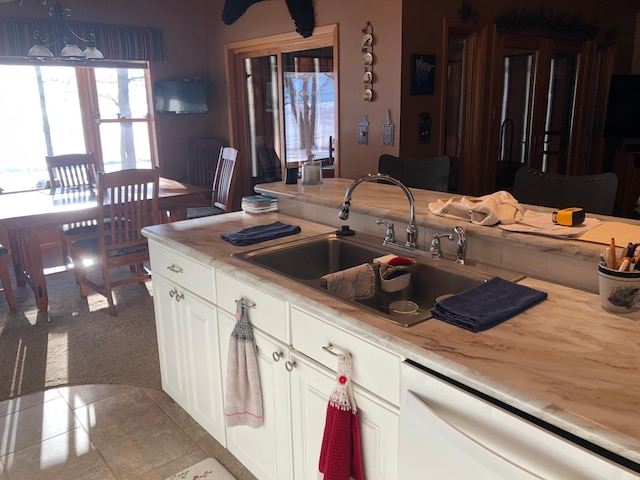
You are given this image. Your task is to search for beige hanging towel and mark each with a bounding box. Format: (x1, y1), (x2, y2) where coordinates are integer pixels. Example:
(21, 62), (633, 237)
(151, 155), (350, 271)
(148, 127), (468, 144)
(224, 298), (263, 428)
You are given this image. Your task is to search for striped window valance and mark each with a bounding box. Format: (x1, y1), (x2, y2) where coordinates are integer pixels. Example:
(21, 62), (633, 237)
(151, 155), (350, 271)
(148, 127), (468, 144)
(0, 18), (163, 61)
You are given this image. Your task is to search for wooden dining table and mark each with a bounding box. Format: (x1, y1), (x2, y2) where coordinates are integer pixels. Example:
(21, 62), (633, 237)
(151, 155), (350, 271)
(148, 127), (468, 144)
(0, 177), (209, 312)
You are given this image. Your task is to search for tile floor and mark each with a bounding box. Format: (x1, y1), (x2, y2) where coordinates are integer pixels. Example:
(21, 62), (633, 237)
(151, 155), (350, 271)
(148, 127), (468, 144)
(0, 384), (257, 480)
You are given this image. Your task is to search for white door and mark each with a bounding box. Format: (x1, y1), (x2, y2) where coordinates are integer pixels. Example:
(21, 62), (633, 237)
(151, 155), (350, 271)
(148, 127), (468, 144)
(290, 352), (399, 480)
(182, 293), (225, 445)
(152, 274), (189, 411)
(218, 309), (294, 480)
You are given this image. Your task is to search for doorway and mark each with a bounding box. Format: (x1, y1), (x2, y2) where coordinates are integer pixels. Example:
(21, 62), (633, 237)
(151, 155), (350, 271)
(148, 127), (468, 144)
(225, 25), (338, 198)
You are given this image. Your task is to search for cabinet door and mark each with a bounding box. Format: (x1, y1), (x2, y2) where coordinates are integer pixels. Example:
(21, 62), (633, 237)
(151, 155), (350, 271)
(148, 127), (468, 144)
(182, 292), (225, 445)
(218, 309), (294, 480)
(290, 352), (399, 480)
(152, 273), (189, 410)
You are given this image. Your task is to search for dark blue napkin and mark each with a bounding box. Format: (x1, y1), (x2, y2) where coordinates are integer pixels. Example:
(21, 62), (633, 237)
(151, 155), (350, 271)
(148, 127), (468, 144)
(221, 221), (301, 246)
(431, 277), (547, 332)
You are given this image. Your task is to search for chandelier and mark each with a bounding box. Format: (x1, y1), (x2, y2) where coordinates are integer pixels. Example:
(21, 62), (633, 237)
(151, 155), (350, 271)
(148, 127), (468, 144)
(28, 2), (104, 60)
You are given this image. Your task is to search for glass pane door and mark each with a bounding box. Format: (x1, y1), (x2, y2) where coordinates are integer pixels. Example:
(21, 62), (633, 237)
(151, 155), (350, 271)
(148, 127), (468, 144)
(243, 54), (282, 186)
(282, 47), (335, 166)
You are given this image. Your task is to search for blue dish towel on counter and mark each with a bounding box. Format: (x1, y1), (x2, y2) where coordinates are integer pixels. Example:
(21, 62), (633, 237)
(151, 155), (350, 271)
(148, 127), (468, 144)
(430, 277), (547, 333)
(221, 221), (301, 246)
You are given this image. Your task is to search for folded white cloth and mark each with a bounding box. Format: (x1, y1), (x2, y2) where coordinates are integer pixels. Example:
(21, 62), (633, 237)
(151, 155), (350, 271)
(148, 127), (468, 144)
(321, 263), (375, 301)
(225, 299), (263, 428)
(428, 190), (524, 226)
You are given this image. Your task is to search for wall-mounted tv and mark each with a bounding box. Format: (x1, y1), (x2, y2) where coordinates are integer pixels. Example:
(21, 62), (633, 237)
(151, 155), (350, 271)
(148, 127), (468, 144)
(154, 80), (208, 114)
(603, 75), (640, 139)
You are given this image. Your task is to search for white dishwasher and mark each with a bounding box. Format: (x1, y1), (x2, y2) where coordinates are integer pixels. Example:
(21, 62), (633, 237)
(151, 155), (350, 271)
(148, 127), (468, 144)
(400, 360), (640, 479)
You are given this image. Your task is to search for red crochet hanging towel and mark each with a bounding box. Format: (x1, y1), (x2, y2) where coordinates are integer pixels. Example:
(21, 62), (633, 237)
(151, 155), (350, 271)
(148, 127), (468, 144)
(318, 353), (364, 480)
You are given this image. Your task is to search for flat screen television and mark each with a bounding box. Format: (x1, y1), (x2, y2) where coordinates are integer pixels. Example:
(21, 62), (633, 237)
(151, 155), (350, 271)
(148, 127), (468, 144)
(154, 80), (208, 114)
(603, 75), (640, 139)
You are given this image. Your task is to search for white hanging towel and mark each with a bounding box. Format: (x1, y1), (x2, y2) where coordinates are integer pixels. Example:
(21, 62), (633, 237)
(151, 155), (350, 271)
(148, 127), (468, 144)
(224, 298), (263, 428)
(428, 190), (525, 225)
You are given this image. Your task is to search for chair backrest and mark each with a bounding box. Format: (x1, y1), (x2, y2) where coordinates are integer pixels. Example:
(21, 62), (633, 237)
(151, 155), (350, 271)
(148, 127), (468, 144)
(95, 168), (160, 253)
(212, 147), (240, 212)
(378, 154), (450, 192)
(188, 138), (224, 190)
(512, 167), (618, 215)
(46, 153), (97, 188)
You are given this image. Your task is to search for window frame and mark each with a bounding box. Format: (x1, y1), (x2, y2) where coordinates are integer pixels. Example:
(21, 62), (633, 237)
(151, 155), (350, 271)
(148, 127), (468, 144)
(0, 58), (158, 191)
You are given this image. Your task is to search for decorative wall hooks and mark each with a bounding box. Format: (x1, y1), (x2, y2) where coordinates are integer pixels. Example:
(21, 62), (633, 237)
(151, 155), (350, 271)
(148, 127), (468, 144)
(361, 21), (373, 102)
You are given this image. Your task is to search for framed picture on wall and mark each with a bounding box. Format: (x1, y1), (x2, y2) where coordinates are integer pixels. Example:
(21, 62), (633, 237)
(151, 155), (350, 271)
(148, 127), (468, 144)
(410, 54), (435, 95)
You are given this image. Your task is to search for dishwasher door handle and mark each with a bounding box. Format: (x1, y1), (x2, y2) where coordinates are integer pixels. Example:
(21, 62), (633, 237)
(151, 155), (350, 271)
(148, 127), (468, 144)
(405, 391), (542, 479)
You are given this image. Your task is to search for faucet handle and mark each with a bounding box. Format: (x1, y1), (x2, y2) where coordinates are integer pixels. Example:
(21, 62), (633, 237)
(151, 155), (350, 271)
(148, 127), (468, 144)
(376, 218), (395, 244)
(429, 232), (454, 257)
(453, 226), (467, 264)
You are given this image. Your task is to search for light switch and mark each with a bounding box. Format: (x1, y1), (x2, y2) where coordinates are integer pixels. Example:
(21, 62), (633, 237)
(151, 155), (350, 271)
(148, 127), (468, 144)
(358, 115), (369, 145)
(383, 110), (394, 146)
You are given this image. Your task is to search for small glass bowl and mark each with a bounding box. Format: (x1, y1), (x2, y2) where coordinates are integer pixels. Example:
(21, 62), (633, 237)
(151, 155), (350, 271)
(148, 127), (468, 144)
(389, 300), (419, 315)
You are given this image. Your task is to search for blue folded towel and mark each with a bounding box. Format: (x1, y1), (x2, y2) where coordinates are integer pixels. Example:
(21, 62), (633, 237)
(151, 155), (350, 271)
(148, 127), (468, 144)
(221, 221), (301, 246)
(430, 277), (547, 332)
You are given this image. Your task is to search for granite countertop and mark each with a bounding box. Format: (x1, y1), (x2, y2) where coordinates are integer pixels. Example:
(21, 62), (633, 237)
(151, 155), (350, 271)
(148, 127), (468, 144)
(143, 210), (640, 470)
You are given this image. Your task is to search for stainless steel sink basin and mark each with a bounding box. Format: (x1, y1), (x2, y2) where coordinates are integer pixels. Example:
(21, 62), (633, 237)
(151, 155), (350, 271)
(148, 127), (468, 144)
(234, 232), (525, 327)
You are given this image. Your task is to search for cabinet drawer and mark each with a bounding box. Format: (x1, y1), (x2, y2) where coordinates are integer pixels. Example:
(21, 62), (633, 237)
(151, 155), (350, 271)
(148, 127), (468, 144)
(291, 306), (400, 406)
(149, 241), (215, 302)
(216, 271), (287, 341)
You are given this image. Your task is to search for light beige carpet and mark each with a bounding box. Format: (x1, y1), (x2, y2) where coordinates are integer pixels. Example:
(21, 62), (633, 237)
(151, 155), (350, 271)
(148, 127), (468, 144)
(0, 248), (161, 401)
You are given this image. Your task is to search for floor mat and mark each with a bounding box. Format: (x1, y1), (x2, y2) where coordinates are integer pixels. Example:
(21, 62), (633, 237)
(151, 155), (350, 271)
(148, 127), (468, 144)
(166, 457), (236, 480)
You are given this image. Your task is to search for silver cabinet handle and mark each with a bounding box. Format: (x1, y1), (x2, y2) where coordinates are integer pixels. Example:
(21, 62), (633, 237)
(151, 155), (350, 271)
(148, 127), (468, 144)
(166, 264), (183, 273)
(272, 351), (284, 362)
(169, 288), (184, 301)
(285, 360), (297, 372)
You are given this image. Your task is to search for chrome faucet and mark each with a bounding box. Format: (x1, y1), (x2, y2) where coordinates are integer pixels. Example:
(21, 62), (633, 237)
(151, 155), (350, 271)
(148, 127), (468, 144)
(339, 174), (418, 248)
(453, 226), (467, 264)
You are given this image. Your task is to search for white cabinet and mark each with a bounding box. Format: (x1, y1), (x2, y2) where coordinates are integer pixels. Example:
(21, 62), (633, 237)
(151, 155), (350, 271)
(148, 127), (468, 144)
(149, 240), (439, 480)
(218, 308), (294, 480)
(149, 242), (225, 445)
(289, 352), (400, 480)
(290, 306), (400, 480)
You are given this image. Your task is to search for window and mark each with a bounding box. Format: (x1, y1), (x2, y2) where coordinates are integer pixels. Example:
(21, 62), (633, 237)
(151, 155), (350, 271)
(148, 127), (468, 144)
(0, 63), (156, 193)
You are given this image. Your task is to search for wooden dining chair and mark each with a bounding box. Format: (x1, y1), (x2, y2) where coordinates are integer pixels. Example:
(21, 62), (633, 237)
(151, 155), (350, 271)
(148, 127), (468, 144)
(188, 138), (225, 194)
(46, 153), (99, 266)
(0, 245), (17, 310)
(187, 147), (240, 219)
(71, 168), (160, 316)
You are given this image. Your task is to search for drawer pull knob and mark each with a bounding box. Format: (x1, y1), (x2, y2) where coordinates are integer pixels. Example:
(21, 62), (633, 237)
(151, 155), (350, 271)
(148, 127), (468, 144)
(272, 351), (284, 362)
(285, 360), (297, 372)
(169, 289), (184, 301)
(236, 298), (256, 309)
(167, 264), (183, 273)
(322, 343), (338, 356)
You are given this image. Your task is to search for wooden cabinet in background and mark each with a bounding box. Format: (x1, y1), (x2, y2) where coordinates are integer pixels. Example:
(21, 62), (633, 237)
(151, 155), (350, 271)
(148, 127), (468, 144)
(613, 149), (640, 217)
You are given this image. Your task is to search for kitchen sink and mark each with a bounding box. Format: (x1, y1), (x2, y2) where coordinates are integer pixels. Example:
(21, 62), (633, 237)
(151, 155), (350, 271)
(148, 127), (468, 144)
(234, 231), (525, 327)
